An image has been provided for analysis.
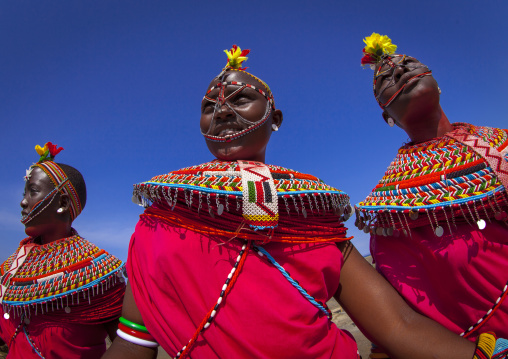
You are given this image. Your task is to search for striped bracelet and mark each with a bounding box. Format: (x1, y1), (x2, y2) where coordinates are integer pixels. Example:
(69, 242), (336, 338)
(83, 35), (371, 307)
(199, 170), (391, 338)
(117, 316), (158, 348)
(119, 316), (150, 333)
(117, 329), (159, 348)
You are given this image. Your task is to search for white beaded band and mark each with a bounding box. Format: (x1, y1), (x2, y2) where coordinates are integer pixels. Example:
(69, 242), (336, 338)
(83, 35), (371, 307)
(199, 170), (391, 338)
(116, 329), (159, 348)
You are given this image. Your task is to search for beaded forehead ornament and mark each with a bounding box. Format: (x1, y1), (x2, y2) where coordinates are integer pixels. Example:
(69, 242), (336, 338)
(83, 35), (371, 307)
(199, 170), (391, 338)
(201, 45), (276, 143)
(22, 142), (82, 224)
(361, 33), (432, 109)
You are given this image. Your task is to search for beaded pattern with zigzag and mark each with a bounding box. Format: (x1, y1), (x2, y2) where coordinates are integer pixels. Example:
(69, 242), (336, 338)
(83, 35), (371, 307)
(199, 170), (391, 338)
(0, 234), (124, 307)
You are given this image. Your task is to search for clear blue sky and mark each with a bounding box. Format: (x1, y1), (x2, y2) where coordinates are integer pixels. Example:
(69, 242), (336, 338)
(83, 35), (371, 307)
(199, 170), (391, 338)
(1, 0), (507, 262)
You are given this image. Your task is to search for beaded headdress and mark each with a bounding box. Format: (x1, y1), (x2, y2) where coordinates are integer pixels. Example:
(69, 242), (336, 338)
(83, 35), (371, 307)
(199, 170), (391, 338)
(22, 142), (83, 223)
(201, 45), (276, 143)
(361, 33), (432, 109)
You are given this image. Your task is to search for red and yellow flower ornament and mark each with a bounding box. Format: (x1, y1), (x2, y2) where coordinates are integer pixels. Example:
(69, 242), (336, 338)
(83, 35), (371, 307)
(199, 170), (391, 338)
(224, 45), (250, 70)
(35, 142), (64, 163)
(361, 33), (397, 69)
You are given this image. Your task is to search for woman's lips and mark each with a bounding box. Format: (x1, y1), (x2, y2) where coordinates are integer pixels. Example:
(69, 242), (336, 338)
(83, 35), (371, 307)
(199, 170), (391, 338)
(216, 127), (243, 137)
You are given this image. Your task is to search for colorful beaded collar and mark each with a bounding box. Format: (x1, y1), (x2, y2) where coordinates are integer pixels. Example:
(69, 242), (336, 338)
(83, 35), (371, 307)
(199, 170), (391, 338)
(0, 232), (124, 315)
(355, 123), (508, 238)
(133, 160), (352, 232)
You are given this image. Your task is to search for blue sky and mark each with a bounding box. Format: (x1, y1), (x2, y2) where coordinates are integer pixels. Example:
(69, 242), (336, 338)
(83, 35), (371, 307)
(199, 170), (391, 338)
(1, 0), (507, 262)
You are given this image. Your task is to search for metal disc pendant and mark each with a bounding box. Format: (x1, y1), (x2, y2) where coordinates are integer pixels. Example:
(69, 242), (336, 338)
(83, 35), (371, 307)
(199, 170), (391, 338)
(387, 228), (394, 236)
(217, 204), (224, 216)
(302, 208), (307, 218)
(24, 317), (30, 324)
(409, 211), (419, 220)
(3, 313), (9, 320)
(376, 227), (383, 235)
(65, 307), (71, 314)
(208, 208), (215, 218)
(435, 226), (444, 237)
(363, 225), (370, 234)
(477, 219), (486, 230)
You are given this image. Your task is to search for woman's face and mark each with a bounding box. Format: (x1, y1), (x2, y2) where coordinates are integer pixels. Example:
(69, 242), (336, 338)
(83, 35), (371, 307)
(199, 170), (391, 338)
(21, 167), (61, 237)
(374, 55), (439, 124)
(200, 71), (281, 163)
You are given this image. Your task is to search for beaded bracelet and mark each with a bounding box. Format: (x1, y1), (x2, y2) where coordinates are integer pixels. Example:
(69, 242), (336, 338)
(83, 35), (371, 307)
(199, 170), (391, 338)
(117, 317), (158, 348)
(473, 332), (496, 359)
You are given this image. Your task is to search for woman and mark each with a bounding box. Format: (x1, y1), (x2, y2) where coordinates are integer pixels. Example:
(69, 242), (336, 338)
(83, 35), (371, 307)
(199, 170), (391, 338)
(104, 45), (484, 359)
(0, 143), (125, 358)
(356, 33), (508, 358)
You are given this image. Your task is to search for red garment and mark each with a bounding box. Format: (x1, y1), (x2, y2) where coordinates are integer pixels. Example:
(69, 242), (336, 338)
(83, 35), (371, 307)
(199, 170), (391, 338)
(128, 207), (360, 358)
(0, 298), (117, 359)
(372, 222), (508, 342)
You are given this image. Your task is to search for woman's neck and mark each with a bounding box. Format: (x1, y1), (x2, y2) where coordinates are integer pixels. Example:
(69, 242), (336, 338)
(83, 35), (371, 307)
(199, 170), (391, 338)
(404, 106), (452, 144)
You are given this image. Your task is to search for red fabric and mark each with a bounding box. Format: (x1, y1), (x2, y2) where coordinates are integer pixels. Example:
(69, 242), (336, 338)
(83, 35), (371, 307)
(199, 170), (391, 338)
(371, 221), (508, 342)
(0, 284), (123, 358)
(127, 205), (360, 358)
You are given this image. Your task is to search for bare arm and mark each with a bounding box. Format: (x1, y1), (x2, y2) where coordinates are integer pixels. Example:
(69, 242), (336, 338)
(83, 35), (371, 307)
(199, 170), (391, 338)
(102, 283), (158, 359)
(334, 241), (475, 359)
(104, 318), (119, 341)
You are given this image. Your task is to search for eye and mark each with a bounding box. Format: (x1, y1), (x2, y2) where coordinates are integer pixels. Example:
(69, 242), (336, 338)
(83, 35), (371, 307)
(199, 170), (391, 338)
(201, 101), (214, 114)
(230, 94), (250, 106)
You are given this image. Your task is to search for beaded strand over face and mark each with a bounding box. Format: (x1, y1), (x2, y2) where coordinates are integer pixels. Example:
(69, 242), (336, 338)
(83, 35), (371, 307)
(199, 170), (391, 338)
(201, 81), (274, 143)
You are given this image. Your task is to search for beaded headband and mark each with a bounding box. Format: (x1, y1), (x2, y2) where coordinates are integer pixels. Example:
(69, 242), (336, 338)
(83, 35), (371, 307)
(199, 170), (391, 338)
(361, 33), (432, 109)
(22, 142), (83, 223)
(201, 45), (276, 143)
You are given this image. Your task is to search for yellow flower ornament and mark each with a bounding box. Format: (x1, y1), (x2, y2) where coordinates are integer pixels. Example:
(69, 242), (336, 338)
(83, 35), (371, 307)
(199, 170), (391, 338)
(224, 45), (250, 70)
(35, 144), (48, 156)
(361, 33), (397, 67)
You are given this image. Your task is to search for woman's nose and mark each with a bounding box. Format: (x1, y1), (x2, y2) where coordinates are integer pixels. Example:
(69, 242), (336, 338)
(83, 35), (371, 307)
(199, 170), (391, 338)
(214, 103), (234, 121)
(20, 197), (28, 208)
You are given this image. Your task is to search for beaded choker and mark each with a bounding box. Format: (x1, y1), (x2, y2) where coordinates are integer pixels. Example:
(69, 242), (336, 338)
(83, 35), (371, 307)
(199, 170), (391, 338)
(0, 231), (124, 318)
(133, 160), (353, 241)
(355, 123), (508, 238)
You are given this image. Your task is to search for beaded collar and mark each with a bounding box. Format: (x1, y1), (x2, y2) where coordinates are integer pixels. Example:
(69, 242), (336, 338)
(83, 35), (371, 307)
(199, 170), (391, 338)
(355, 123), (508, 238)
(133, 160), (353, 240)
(0, 231), (124, 316)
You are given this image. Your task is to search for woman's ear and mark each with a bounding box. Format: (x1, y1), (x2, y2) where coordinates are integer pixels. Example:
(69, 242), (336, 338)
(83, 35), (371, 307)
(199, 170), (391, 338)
(58, 193), (71, 213)
(382, 111), (396, 127)
(272, 109), (283, 130)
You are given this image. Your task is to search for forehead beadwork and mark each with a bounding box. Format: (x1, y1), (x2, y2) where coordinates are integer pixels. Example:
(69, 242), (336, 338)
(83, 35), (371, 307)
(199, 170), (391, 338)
(203, 81), (275, 109)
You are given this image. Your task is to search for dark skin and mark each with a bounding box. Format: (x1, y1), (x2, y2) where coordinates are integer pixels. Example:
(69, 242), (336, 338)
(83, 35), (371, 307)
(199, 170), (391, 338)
(376, 55), (452, 143)
(19, 166), (119, 340)
(200, 70), (283, 163)
(103, 71), (475, 359)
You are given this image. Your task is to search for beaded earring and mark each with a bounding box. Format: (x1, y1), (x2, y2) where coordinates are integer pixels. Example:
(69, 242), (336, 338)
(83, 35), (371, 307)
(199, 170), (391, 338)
(272, 124), (279, 131)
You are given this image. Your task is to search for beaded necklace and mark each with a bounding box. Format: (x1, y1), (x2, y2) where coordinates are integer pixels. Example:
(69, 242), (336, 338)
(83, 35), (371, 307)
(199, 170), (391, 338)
(0, 230), (124, 319)
(133, 159), (353, 236)
(355, 123), (508, 238)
